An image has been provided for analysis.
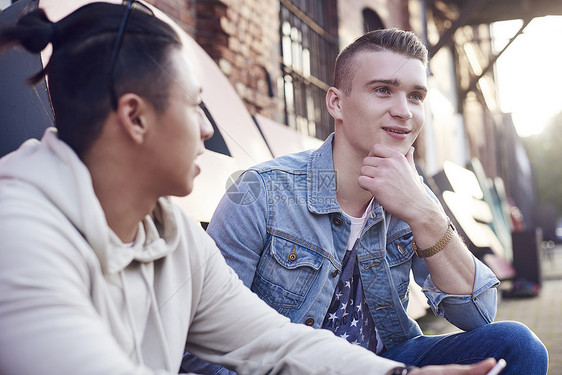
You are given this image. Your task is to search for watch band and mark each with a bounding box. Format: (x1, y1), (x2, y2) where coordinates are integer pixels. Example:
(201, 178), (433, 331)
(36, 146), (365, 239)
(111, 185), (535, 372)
(413, 219), (455, 258)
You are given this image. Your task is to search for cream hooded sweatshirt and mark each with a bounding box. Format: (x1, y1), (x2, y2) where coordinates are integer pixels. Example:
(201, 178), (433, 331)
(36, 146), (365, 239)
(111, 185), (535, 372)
(0, 128), (403, 375)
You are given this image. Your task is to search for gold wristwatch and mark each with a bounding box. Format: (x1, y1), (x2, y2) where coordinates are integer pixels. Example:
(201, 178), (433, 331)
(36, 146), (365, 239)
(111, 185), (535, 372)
(413, 219), (456, 258)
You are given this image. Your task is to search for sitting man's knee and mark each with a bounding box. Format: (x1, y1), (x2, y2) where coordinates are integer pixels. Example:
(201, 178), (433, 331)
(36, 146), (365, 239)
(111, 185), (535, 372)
(490, 321), (548, 372)
(494, 321), (545, 349)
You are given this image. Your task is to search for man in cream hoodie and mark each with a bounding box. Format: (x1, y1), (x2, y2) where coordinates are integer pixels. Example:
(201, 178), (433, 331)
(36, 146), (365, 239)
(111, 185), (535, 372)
(0, 2), (501, 374)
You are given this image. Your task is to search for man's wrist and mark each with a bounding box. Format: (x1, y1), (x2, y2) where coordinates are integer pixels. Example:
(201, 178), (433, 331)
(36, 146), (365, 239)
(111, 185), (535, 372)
(413, 219), (456, 258)
(386, 365), (417, 374)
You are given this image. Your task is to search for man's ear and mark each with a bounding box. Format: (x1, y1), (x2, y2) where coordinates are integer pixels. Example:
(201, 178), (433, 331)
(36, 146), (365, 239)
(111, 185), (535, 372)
(326, 87), (344, 121)
(116, 93), (151, 145)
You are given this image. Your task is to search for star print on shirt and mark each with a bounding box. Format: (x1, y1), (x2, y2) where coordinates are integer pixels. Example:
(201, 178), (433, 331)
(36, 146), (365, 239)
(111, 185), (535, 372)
(321, 249), (378, 353)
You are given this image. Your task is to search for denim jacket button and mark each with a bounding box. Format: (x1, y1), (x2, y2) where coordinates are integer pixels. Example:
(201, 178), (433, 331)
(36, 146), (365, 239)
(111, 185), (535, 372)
(333, 216), (343, 226)
(304, 317), (315, 326)
(288, 246), (297, 262)
(332, 269), (339, 278)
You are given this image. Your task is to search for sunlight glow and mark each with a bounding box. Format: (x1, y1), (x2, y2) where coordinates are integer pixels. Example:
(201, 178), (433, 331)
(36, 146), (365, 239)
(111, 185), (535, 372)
(492, 16), (562, 137)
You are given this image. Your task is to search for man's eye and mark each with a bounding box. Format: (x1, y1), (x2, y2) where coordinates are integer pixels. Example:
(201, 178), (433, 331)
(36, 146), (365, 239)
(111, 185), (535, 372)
(375, 87), (390, 94)
(410, 92), (424, 101)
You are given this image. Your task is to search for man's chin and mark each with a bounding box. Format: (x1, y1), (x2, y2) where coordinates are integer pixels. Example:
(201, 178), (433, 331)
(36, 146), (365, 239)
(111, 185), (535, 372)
(170, 182), (194, 198)
(183, 184), (194, 197)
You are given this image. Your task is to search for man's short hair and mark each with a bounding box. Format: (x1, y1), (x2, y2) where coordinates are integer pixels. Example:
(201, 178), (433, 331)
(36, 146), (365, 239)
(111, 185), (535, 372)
(333, 28), (428, 94)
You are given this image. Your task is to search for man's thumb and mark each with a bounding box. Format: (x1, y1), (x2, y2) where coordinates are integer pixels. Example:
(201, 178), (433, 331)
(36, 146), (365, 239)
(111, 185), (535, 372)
(470, 358), (499, 374)
(406, 147), (416, 168)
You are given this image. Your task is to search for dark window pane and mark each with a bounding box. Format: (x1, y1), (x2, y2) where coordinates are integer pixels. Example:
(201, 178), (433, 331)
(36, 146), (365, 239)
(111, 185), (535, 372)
(279, 0), (337, 140)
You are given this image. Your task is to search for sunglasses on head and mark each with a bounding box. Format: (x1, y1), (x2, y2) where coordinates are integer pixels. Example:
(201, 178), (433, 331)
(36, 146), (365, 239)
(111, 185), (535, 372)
(108, 0), (154, 110)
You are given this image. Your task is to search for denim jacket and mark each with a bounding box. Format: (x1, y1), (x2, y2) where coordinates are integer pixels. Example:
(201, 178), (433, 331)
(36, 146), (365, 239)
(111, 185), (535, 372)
(207, 133), (500, 351)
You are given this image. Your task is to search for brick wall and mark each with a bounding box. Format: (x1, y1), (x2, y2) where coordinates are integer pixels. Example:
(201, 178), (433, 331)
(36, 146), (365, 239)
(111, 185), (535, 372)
(147, 0), (197, 37)
(147, 0), (283, 121)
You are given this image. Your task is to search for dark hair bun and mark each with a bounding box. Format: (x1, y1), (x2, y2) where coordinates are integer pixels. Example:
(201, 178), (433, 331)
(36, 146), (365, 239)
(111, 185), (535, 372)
(16, 8), (57, 53)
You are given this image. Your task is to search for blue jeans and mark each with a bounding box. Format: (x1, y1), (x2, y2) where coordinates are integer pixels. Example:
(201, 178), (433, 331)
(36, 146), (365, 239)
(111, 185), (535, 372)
(381, 321), (548, 374)
(180, 354), (229, 375)
(181, 321), (547, 374)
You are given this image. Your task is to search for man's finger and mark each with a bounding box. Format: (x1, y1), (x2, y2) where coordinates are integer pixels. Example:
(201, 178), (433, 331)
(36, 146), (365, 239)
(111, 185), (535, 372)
(470, 358), (498, 374)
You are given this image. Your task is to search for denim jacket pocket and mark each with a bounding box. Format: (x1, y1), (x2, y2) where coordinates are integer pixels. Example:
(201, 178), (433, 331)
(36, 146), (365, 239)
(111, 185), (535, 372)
(251, 235), (323, 314)
(386, 232), (415, 301)
(386, 231), (414, 265)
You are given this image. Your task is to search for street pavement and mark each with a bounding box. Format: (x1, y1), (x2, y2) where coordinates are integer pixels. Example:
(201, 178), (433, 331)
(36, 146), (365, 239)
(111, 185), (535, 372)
(417, 243), (562, 374)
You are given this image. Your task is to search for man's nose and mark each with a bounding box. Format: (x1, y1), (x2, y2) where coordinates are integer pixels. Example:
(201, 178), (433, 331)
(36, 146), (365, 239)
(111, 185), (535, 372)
(198, 104), (214, 141)
(200, 115), (214, 141)
(389, 95), (413, 120)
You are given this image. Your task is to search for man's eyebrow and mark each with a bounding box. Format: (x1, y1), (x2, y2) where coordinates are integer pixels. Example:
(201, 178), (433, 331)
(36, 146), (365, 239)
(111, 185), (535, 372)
(414, 84), (428, 93)
(367, 78), (400, 87)
(366, 78), (427, 93)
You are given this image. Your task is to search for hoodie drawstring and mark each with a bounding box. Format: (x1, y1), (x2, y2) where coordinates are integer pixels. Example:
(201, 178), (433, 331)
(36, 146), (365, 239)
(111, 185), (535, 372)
(141, 263), (173, 371)
(120, 271), (145, 365)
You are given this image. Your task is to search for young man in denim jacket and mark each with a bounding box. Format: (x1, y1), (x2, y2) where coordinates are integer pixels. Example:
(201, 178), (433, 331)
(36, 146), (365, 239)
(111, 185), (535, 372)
(198, 29), (547, 374)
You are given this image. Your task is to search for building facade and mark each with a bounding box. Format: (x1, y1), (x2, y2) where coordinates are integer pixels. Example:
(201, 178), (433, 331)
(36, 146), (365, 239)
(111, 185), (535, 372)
(0, 0), (547, 274)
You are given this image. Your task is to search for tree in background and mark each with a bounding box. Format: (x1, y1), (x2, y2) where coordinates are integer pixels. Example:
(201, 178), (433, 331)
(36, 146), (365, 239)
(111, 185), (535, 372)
(523, 111), (562, 241)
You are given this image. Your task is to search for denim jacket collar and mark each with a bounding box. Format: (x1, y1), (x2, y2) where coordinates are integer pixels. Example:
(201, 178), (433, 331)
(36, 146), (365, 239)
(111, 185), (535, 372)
(307, 133), (341, 215)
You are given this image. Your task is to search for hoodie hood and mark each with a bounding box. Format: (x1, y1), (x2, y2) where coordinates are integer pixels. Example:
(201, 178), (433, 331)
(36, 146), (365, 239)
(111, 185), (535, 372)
(0, 128), (179, 274)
